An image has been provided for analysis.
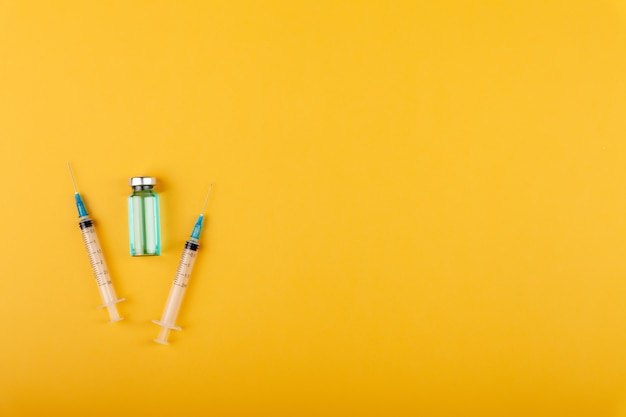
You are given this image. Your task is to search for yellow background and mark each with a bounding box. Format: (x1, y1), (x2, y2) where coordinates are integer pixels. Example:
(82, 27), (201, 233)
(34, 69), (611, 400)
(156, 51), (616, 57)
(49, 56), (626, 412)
(3, 1), (626, 415)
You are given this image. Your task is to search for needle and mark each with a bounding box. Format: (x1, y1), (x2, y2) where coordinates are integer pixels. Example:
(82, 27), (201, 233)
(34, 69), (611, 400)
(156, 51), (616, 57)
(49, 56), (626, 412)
(67, 161), (79, 193)
(200, 184), (213, 215)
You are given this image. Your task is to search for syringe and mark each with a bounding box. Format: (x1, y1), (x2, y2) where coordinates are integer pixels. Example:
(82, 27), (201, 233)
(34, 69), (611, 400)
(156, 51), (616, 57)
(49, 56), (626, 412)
(67, 162), (125, 322)
(153, 184), (213, 345)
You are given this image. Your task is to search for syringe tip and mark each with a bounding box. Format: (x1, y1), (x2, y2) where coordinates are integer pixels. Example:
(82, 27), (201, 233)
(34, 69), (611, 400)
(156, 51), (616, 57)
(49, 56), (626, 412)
(190, 214), (204, 240)
(75, 193), (88, 217)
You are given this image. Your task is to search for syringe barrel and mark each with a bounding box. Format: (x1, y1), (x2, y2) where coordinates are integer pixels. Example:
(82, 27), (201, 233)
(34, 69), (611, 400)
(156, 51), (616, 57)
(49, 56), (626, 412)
(158, 241), (199, 328)
(79, 218), (124, 321)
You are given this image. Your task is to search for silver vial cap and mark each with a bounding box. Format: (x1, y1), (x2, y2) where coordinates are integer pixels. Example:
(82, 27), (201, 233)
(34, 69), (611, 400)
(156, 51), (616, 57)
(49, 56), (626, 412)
(129, 177), (157, 186)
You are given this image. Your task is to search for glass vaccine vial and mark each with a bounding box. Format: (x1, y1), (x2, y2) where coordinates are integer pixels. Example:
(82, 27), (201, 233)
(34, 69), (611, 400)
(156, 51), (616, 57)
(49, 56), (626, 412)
(129, 177), (161, 256)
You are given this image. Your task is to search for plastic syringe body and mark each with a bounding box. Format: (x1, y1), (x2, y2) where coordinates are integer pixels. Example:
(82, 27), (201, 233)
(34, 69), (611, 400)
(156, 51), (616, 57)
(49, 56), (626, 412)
(75, 192), (125, 322)
(153, 214), (205, 345)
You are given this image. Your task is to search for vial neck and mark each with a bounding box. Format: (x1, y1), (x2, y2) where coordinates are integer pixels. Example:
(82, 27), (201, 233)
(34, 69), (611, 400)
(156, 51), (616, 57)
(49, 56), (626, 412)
(132, 185), (154, 191)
